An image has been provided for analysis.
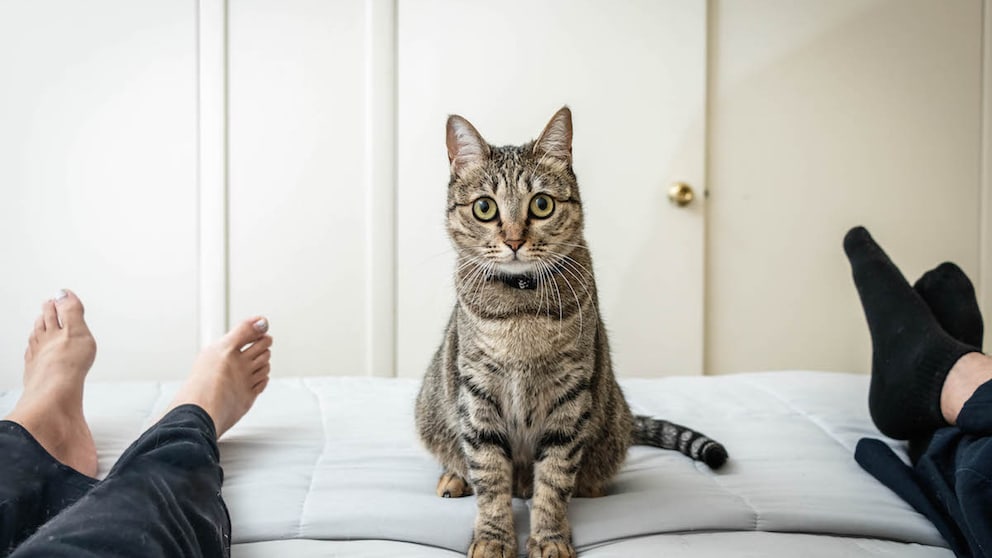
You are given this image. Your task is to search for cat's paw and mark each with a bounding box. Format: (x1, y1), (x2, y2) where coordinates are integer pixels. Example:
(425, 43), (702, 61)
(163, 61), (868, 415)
(575, 483), (606, 498)
(526, 537), (576, 558)
(468, 538), (516, 558)
(436, 472), (473, 498)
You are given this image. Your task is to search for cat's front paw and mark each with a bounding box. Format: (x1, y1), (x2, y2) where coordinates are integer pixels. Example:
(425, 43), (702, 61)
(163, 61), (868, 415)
(526, 537), (576, 558)
(468, 538), (516, 558)
(436, 471), (473, 498)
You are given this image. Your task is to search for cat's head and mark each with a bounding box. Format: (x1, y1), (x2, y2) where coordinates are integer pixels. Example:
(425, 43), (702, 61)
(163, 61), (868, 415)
(444, 107), (585, 279)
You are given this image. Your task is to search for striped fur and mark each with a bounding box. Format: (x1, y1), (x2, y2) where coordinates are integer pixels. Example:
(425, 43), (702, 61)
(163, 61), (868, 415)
(633, 415), (728, 469)
(415, 107), (728, 558)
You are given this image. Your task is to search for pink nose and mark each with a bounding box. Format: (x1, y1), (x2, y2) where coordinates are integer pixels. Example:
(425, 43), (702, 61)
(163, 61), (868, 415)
(505, 239), (524, 252)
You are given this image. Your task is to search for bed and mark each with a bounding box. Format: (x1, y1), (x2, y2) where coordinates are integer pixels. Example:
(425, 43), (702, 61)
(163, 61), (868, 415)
(0, 371), (953, 557)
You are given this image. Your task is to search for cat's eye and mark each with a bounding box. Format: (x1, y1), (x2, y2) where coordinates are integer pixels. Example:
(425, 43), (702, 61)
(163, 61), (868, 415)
(529, 194), (555, 219)
(473, 197), (498, 221)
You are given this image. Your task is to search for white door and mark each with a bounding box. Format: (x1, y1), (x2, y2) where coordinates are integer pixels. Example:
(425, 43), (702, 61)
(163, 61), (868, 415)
(397, 0), (708, 377)
(0, 1), (200, 387)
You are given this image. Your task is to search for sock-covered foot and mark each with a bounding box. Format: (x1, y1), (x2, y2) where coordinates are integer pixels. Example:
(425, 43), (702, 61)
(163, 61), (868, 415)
(914, 262), (984, 350)
(5, 290), (98, 477)
(908, 261), (985, 460)
(844, 226), (979, 440)
(166, 317), (272, 438)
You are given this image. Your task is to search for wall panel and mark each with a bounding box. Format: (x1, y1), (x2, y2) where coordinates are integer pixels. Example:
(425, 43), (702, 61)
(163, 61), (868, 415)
(0, 1), (200, 387)
(227, 0), (378, 377)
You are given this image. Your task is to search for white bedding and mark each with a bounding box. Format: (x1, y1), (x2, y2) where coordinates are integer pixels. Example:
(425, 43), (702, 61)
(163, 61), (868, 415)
(0, 371), (954, 557)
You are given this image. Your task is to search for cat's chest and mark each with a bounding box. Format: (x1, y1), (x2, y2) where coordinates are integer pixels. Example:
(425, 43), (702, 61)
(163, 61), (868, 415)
(473, 317), (575, 361)
(498, 377), (550, 464)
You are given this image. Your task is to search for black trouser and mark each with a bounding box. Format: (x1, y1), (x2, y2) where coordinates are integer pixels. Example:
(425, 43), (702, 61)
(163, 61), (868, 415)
(857, 380), (992, 558)
(0, 405), (229, 558)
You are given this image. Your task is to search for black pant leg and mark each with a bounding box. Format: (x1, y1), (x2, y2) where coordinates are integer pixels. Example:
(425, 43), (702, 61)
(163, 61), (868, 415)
(911, 379), (992, 558)
(11, 404), (230, 558)
(0, 421), (97, 556)
(952, 380), (992, 557)
(955, 439), (992, 558)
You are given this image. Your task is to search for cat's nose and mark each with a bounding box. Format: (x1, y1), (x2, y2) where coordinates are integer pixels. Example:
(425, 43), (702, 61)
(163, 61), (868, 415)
(505, 239), (524, 252)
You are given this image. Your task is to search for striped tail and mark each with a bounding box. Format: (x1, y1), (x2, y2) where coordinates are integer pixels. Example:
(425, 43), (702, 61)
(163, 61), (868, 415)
(632, 415), (728, 469)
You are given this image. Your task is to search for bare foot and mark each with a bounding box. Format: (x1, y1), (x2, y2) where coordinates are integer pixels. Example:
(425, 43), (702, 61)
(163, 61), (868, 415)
(5, 289), (98, 477)
(166, 317), (272, 438)
(940, 351), (992, 424)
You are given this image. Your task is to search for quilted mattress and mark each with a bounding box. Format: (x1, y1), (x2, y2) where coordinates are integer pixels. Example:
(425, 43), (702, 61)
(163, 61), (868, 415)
(0, 371), (954, 557)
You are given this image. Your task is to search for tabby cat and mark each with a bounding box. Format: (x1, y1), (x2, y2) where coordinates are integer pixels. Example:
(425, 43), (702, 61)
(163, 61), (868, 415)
(415, 107), (727, 558)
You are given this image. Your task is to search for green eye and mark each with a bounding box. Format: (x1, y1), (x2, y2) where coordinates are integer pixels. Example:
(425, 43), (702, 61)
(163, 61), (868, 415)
(529, 194), (555, 218)
(473, 197), (498, 221)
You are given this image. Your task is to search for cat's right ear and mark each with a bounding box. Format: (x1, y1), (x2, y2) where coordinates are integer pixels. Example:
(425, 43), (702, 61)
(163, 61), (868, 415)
(446, 115), (490, 176)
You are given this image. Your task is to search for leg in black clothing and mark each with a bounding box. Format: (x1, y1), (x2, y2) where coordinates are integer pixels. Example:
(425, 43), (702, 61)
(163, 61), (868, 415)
(11, 405), (229, 558)
(914, 380), (992, 557)
(0, 421), (96, 555)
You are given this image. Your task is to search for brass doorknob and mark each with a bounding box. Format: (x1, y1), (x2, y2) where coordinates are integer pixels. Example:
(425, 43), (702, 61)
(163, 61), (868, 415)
(668, 182), (695, 207)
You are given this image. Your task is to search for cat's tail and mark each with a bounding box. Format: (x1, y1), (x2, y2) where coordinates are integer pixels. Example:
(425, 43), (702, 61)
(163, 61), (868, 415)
(632, 415), (728, 469)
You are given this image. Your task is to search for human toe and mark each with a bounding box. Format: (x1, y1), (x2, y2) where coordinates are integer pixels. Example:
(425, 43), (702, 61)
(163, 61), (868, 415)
(224, 316), (269, 351)
(42, 300), (59, 331)
(242, 335), (273, 360)
(54, 289), (87, 331)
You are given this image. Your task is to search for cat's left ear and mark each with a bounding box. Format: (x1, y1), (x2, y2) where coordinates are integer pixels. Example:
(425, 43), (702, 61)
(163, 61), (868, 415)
(533, 106), (572, 163)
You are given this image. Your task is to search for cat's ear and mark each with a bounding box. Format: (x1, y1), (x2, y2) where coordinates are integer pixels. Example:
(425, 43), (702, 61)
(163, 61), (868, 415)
(533, 106), (572, 163)
(446, 115), (490, 176)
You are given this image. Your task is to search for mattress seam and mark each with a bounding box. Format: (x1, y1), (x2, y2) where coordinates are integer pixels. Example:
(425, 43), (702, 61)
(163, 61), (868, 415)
(698, 460), (762, 531)
(744, 379), (856, 454)
(296, 378), (327, 538)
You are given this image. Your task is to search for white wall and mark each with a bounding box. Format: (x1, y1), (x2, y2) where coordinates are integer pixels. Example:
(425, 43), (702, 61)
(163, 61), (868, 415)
(226, 0), (392, 378)
(0, 1), (202, 386)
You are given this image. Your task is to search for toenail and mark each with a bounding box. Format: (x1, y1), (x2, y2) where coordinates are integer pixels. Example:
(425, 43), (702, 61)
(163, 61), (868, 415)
(54, 289), (68, 302)
(253, 318), (268, 333)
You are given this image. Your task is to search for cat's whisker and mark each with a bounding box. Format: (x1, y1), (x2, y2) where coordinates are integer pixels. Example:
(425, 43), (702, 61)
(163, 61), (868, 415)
(544, 264), (564, 337)
(468, 262), (492, 303)
(542, 251), (593, 289)
(536, 261), (550, 318)
(545, 248), (597, 280)
(545, 251), (600, 324)
(454, 257), (485, 282)
(419, 244), (497, 267)
(540, 263), (552, 321)
(455, 256), (487, 275)
(552, 256), (594, 297)
(559, 267), (584, 338)
(534, 261), (545, 317)
(560, 263), (599, 322)
(456, 258), (491, 302)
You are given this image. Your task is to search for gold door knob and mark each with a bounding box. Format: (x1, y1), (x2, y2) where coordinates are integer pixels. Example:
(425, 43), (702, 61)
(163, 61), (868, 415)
(668, 182), (695, 207)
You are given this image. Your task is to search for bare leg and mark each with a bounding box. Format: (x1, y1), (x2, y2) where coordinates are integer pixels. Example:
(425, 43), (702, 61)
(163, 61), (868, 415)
(167, 316), (273, 438)
(5, 290), (97, 477)
(940, 352), (992, 425)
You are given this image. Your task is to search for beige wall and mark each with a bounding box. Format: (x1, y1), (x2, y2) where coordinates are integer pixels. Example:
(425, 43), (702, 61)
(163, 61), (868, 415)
(706, 0), (986, 374)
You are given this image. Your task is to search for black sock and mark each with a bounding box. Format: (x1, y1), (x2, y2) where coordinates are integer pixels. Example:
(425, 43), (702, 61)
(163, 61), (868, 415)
(914, 262), (984, 350)
(844, 226), (979, 441)
(907, 262), (985, 461)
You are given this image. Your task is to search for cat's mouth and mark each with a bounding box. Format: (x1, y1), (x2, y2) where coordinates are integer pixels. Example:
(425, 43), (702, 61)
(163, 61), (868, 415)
(497, 260), (538, 275)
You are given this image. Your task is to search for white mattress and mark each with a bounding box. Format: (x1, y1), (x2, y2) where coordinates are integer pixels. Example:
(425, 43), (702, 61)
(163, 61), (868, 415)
(0, 371), (953, 557)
